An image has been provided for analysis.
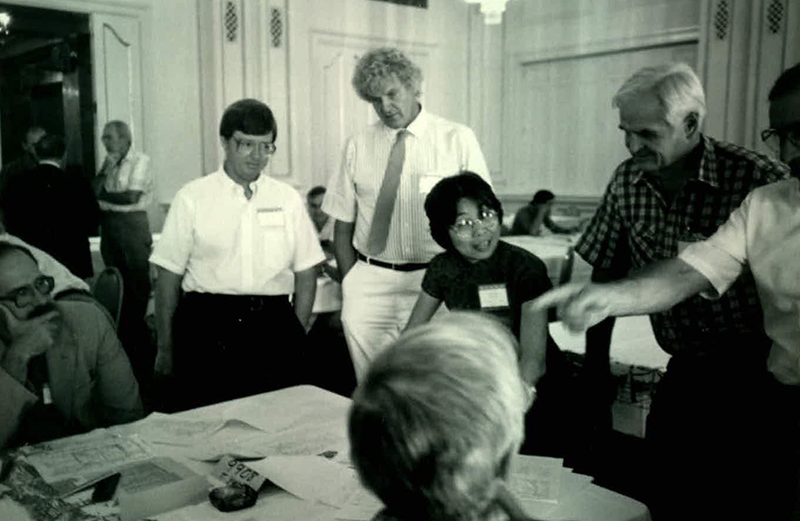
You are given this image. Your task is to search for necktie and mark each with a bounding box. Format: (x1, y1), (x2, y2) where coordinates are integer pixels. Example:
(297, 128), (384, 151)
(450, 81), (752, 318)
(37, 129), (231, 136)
(366, 130), (408, 255)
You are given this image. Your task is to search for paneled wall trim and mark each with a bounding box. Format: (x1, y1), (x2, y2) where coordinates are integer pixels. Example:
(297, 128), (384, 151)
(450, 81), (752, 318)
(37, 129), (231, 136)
(499, 0), (701, 200)
(514, 26), (701, 65)
(199, 0), (292, 180)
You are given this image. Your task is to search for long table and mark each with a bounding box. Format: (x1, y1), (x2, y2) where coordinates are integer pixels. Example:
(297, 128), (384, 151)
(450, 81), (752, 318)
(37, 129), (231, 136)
(0, 385), (651, 521)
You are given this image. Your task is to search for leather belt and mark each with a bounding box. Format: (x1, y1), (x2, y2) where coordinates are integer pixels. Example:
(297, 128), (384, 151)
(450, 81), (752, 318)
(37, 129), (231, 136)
(356, 251), (428, 272)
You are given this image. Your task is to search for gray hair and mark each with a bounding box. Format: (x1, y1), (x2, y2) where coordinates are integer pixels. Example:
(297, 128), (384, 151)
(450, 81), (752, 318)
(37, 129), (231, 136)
(105, 120), (132, 145)
(352, 47), (422, 102)
(349, 312), (527, 521)
(612, 62), (706, 128)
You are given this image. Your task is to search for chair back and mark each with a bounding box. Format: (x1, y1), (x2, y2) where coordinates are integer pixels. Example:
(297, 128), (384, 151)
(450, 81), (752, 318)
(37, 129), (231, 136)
(500, 236), (576, 287)
(91, 267), (123, 327)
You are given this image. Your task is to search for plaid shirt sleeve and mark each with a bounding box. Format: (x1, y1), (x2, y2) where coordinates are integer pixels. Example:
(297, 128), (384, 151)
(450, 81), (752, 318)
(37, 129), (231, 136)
(575, 172), (629, 271)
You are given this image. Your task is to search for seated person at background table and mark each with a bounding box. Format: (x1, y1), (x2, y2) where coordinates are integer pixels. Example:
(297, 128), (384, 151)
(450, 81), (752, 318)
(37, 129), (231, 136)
(1, 135), (99, 280)
(571, 62), (788, 521)
(510, 190), (579, 236)
(534, 61), (800, 520)
(405, 172), (574, 459)
(150, 98), (325, 412)
(0, 242), (144, 449)
(350, 312), (536, 521)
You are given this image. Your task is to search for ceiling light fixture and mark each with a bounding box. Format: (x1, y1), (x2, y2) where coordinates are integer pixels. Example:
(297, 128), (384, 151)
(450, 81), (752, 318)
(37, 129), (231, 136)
(464, 0), (510, 25)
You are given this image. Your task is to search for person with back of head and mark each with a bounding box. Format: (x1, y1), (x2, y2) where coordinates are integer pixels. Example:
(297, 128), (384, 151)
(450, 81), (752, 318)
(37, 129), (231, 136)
(150, 98), (325, 411)
(0, 126), (46, 193)
(94, 120), (155, 386)
(1, 134), (99, 280)
(0, 242), (143, 449)
(323, 47), (491, 382)
(536, 62), (800, 520)
(350, 312), (536, 521)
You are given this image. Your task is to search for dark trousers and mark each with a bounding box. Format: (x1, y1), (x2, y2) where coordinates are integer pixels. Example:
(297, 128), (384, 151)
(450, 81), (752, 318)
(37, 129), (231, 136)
(100, 211), (154, 386)
(169, 292), (307, 412)
(643, 334), (785, 521)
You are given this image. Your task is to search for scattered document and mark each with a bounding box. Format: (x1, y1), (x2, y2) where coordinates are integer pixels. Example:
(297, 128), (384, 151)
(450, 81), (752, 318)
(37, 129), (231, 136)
(135, 412), (227, 446)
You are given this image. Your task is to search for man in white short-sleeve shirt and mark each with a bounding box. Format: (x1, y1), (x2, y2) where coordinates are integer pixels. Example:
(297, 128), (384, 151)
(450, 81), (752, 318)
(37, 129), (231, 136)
(323, 48), (490, 381)
(533, 62), (800, 519)
(150, 99), (325, 411)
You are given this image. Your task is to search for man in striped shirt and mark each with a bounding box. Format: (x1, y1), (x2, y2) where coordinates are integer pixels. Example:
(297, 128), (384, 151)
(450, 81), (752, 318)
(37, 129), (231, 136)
(323, 48), (491, 381)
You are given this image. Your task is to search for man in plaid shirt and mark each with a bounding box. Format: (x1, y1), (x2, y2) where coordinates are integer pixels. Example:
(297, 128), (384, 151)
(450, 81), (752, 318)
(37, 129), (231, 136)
(575, 63), (788, 520)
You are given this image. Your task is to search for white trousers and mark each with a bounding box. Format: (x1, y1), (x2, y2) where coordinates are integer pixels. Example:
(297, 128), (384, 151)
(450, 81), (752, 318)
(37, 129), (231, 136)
(341, 260), (427, 382)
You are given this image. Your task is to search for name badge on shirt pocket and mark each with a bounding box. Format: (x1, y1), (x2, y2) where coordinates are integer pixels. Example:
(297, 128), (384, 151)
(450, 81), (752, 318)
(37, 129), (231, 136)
(419, 174), (446, 194)
(478, 283), (509, 310)
(257, 207), (284, 227)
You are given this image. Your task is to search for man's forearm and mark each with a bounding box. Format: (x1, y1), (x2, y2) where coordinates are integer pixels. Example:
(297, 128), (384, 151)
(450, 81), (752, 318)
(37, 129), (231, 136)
(154, 268), (182, 354)
(519, 303), (547, 386)
(333, 220), (357, 277)
(97, 189), (143, 205)
(602, 258), (712, 316)
(293, 268), (317, 329)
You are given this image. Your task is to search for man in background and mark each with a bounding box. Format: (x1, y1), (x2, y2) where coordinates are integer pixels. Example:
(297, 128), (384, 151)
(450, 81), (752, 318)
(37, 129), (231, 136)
(1, 135), (99, 280)
(572, 62), (788, 519)
(323, 47), (490, 381)
(94, 120), (154, 387)
(0, 126), (46, 193)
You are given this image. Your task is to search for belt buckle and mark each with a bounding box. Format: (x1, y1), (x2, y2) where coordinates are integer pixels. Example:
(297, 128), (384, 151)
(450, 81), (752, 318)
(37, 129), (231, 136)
(249, 296), (264, 312)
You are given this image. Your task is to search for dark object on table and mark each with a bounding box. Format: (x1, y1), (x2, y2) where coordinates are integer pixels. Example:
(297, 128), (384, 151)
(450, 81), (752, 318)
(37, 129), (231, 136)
(209, 482), (258, 512)
(91, 472), (121, 503)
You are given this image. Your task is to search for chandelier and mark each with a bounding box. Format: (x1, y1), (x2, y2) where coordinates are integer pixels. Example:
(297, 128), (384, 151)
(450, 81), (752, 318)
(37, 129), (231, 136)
(463, 0), (511, 25)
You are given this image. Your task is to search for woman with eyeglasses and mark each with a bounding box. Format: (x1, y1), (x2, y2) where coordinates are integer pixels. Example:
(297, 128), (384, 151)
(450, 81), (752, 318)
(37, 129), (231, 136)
(405, 172), (573, 459)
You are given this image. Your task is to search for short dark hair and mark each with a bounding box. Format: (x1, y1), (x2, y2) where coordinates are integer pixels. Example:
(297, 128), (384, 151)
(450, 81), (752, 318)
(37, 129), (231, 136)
(531, 190), (555, 205)
(769, 62), (800, 101)
(0, 242), (37, 265)
(34, 135), (66, 160)
(219, 99), (277, 141)
(307, 185), (326, 199)
(424, 172), (503, 251)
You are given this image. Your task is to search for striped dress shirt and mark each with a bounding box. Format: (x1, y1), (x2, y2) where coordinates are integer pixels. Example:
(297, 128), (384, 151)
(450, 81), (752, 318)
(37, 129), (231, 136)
(322, 108), (490, 264)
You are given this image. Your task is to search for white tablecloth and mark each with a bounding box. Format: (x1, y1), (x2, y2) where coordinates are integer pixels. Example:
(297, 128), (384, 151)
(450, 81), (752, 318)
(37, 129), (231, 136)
(2, 385), (650, 521)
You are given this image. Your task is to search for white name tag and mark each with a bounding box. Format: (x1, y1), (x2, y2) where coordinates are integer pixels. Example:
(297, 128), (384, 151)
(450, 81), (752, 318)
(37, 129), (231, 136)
(478, 284), (509, 309)
(419, 174), (445, 194)
(257, 207), (284, 227)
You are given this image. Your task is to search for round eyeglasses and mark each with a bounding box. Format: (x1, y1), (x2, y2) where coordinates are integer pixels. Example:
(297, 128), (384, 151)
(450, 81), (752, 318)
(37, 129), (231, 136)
(761, 125), (800, 153)
(0, 275), (55, 308)
(450, 209), (499, 239)
(233, 138), (277, 156)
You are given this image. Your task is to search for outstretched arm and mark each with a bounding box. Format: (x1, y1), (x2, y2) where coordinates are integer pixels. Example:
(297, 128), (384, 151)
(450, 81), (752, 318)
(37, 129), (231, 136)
(532, 258), (712, 332)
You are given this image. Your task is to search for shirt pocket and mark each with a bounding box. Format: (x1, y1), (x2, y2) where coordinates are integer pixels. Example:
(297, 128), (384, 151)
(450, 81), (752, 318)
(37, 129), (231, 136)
(629, 220), (670, 263)
(260, 224), (291, 270)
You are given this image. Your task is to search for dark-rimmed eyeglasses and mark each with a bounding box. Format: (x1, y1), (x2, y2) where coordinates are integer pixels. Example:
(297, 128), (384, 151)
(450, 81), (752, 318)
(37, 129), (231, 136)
(0, 275), (55, 308)
(232, 138), (277, 156)
(450, 209), (499, 238)
(761, 124), (800, 153)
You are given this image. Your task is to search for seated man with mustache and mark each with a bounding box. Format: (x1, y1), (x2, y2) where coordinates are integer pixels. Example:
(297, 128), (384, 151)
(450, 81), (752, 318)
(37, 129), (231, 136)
(0, 241), (144, 449)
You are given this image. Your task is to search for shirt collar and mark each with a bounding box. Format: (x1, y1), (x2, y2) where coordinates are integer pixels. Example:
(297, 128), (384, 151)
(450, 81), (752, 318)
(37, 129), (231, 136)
(214, 165), (271, 196)
(632, 134), (715, 187)
(380, 104), (428, 141)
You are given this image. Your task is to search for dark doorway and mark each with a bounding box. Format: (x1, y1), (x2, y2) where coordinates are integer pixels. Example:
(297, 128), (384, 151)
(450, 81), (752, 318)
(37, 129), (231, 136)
(0, 3), (95, 180)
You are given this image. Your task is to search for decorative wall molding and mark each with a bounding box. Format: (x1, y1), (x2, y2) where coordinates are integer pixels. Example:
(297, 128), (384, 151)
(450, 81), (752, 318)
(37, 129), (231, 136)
(515, 26), (700, 65)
